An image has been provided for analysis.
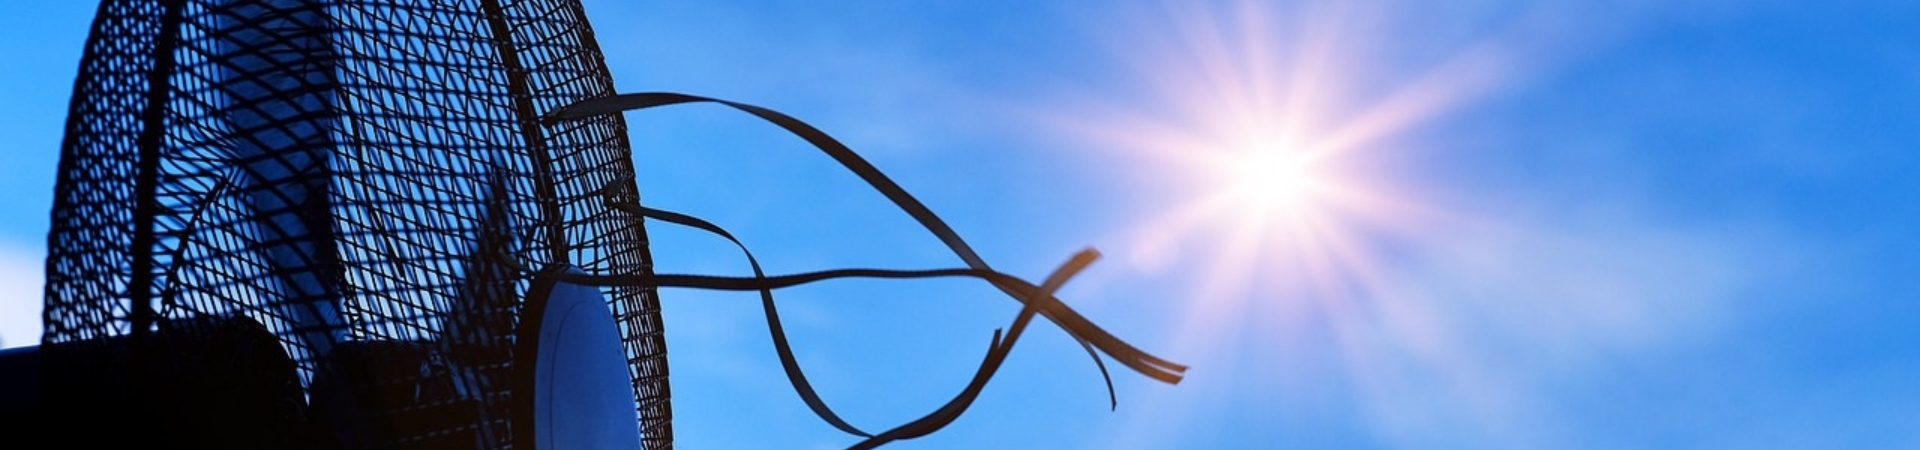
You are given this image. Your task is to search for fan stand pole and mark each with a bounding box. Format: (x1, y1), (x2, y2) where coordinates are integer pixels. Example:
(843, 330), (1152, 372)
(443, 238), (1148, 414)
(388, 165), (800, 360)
(128, 0), (192, 343)
(477, 0), (570, 264)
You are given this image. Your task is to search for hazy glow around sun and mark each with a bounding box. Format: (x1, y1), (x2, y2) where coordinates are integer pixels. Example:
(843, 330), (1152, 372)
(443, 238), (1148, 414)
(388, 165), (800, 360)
(1044, 2), (1587, 446)
(1047, 0), (1523, 303)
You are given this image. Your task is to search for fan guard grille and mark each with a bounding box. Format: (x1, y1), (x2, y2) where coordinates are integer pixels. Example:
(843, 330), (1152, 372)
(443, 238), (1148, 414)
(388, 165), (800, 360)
(40, 0), (671, 447)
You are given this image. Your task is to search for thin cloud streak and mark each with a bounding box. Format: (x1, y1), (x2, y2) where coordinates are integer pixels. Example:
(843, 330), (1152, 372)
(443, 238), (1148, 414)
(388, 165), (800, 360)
(1340, 203), (1789, 448)
(0, 243), (44, 348)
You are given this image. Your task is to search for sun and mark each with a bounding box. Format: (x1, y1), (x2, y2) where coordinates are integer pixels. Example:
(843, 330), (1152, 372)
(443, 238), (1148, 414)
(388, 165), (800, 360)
(1219, 140), (1324, 220)
(1045, 2), (1566, 445)
(1045, 0), (1511, 303)
(1169, 129), (1359, 292)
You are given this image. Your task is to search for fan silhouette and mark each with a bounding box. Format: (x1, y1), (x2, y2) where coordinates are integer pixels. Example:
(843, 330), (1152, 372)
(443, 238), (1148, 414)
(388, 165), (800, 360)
(8, 0), (1185, 448)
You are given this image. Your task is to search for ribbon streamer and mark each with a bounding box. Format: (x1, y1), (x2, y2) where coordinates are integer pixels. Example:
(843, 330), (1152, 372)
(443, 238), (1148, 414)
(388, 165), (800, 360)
(534, 92), (1186, 447)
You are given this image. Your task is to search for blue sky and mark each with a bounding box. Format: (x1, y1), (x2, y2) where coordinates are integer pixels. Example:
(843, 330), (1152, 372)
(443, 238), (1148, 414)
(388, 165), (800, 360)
(4, 1), (1920, 449)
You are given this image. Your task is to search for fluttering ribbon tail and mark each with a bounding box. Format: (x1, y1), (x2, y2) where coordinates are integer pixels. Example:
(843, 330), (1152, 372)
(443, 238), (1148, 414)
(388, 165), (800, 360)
(530, 92), (1185, 447)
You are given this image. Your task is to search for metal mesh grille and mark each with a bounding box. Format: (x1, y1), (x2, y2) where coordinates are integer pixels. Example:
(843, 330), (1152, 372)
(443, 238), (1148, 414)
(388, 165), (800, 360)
(41, 0), (671, 447)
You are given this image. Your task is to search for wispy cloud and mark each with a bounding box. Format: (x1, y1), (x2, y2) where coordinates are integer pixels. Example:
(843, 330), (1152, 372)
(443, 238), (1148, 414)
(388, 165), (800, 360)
(0, 242), (43, 348)
(1335, 199), (1798, 449)
(1090, 191), (1806, 449)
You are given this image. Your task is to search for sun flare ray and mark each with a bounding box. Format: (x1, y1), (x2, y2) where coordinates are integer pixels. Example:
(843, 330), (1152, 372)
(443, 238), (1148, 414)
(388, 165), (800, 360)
(1053, 2), (1612, 448)
(1048, 0), (1535, 363)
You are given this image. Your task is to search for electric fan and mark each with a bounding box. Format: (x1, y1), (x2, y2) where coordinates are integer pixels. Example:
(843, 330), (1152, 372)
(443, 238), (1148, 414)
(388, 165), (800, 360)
(10, 0), (1186, 448)
(34, 0), (667, 447)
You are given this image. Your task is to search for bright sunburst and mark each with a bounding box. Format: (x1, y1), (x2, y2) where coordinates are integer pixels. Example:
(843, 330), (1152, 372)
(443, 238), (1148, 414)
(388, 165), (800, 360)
(1050, 0), (1523, 313)
(1217, 138), (1324, 220)
(1047, 2), (1572, 446)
